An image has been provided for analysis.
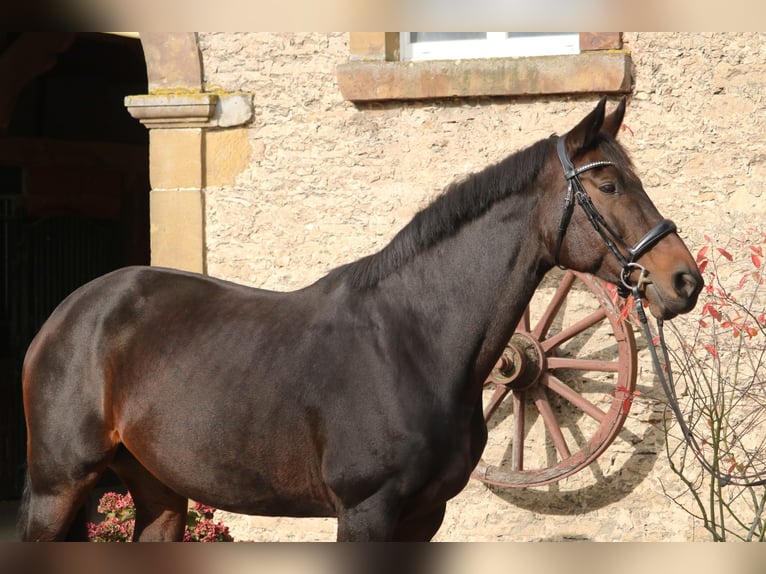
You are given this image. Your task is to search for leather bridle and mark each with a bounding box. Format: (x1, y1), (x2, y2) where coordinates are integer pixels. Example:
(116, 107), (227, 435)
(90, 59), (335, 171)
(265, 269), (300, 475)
(553, 137), (677, 297)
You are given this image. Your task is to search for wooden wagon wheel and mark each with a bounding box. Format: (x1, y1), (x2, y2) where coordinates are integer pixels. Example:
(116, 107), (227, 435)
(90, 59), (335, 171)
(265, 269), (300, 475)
(472, 269), (637, 488)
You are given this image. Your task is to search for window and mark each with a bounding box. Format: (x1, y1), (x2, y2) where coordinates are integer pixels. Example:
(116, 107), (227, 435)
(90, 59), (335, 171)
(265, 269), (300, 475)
(338, 33), (631, 102)
(400, 32), (580, 61)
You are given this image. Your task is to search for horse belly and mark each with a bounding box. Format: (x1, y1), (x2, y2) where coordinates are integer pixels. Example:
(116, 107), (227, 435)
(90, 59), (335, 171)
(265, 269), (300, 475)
(117, 404), (336, 517)
(121, 437), (334, 518)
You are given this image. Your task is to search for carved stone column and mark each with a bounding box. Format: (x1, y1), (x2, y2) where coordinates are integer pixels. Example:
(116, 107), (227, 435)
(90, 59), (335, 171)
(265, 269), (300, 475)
(125, 91), (253, 274)
(124, 33), (253, 274)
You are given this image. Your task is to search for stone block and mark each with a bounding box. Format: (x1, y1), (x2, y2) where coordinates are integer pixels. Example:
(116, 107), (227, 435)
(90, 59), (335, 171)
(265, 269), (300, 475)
(150, 188), (205, 273)
(204, 128), (251, 187)
(149, 128), (203, 190)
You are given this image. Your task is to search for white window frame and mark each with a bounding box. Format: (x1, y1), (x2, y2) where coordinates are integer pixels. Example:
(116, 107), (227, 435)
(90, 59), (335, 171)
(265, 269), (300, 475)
(400, 33), (580, 62)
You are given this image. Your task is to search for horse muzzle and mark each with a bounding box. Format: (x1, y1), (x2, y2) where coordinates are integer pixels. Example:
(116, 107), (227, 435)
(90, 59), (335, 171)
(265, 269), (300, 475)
(642, 264), (703, 319)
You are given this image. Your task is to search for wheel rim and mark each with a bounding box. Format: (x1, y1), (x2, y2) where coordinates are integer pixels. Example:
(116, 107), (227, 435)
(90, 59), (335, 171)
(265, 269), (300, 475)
(473, 270), (637, 488)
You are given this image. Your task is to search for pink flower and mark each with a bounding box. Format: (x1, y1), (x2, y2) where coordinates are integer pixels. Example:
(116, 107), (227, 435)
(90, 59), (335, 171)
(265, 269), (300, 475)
(88, 492), (233, 542)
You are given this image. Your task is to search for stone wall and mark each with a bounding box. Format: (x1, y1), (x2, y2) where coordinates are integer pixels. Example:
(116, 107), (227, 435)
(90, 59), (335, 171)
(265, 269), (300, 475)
(194, 32), (766, 541)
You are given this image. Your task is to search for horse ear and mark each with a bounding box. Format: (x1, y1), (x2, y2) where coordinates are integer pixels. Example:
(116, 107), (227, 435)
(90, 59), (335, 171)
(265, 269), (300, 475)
(563, 96), (607, 156)
(601, 96), (627, 138)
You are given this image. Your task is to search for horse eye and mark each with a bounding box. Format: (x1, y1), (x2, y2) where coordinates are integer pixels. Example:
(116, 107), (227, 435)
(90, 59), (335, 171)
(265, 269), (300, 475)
(599, 183), (617, 194)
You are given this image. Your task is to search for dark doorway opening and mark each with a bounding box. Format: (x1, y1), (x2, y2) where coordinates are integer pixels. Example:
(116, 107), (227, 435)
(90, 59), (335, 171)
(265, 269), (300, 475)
(0, 32), (149, 498)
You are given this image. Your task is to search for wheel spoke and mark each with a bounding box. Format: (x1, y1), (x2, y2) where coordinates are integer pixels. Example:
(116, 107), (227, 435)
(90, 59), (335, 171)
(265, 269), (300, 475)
(546, 356), (620, 373)
(540, 307), (607, 352)
(483, 384), (510, 421)
(531, 270), (576, 340)
(517, 306), (531, 333)
(542, 373), (607, 423)
(511, 390), (525, 471)
(530, 385), (571, 460)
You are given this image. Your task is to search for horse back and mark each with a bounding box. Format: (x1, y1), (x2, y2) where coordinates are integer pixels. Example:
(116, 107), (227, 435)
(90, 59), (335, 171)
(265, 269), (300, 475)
(23, 265), (299, 415)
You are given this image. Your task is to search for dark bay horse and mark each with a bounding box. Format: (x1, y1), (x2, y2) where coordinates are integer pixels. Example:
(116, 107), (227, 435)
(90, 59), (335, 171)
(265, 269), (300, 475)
(18, 98), (702, 541)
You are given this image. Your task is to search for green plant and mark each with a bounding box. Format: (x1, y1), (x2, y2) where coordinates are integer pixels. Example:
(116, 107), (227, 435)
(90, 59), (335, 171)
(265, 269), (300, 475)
(87, 491), (234, 542)
(659, 229), (766, 541)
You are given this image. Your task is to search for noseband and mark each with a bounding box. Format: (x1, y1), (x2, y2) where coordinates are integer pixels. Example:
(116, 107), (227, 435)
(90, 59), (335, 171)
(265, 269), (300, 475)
(553, 137), (677, 297)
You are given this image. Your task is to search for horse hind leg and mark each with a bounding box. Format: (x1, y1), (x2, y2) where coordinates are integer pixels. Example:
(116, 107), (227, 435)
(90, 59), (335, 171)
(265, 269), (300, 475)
(20, 401), (119, 540)
(18, 466), (104, 541)
(110, 447), (187, 541)
(19, 448), (187, 542)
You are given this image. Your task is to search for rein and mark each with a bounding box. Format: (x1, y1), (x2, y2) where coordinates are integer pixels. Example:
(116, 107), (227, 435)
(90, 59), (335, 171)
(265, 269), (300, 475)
(555, 137), (766, 488)
(634, 295), (766, 487)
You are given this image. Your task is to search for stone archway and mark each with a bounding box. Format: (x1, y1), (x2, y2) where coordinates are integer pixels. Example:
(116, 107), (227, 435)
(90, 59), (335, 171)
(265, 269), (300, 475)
(128, 33), (206, 273)
(126, 32), (254, 274)
(140, 32), (203, 91)
(0, 33), (149, 498)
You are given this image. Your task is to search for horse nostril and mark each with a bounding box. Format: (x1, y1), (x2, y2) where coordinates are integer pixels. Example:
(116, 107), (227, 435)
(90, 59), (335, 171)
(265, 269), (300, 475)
(673, 271), (702, 300)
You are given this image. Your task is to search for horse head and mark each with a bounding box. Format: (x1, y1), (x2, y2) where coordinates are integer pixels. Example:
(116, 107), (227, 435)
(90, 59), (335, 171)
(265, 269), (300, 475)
(548, 97), (703, 319)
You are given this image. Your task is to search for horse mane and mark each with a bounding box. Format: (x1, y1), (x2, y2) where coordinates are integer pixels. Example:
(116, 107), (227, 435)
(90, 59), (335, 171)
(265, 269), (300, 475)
(329, 136), (556, 290)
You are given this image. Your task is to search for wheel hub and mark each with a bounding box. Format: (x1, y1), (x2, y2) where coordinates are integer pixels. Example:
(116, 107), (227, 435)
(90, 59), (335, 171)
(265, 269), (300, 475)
(491, 332), (546, 391)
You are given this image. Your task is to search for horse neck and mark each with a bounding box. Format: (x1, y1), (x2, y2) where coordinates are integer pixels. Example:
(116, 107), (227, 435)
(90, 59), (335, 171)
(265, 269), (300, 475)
(375, 190), (553, 393)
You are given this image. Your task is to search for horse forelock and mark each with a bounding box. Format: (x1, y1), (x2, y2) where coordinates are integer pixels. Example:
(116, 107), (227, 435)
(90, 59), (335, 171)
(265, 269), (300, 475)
(331, 137), (554, 290)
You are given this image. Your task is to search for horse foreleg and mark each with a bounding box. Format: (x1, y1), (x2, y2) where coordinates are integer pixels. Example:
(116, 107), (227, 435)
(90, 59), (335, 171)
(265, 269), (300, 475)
(335, 491), (448, 541)
(110, 448), (187, 542)
(335, 492), (402, 541)
(391, 503), (446, 541)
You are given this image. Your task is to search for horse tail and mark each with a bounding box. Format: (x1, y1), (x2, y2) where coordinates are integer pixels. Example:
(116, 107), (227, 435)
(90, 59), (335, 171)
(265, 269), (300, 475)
(16, 468), (31, 541)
